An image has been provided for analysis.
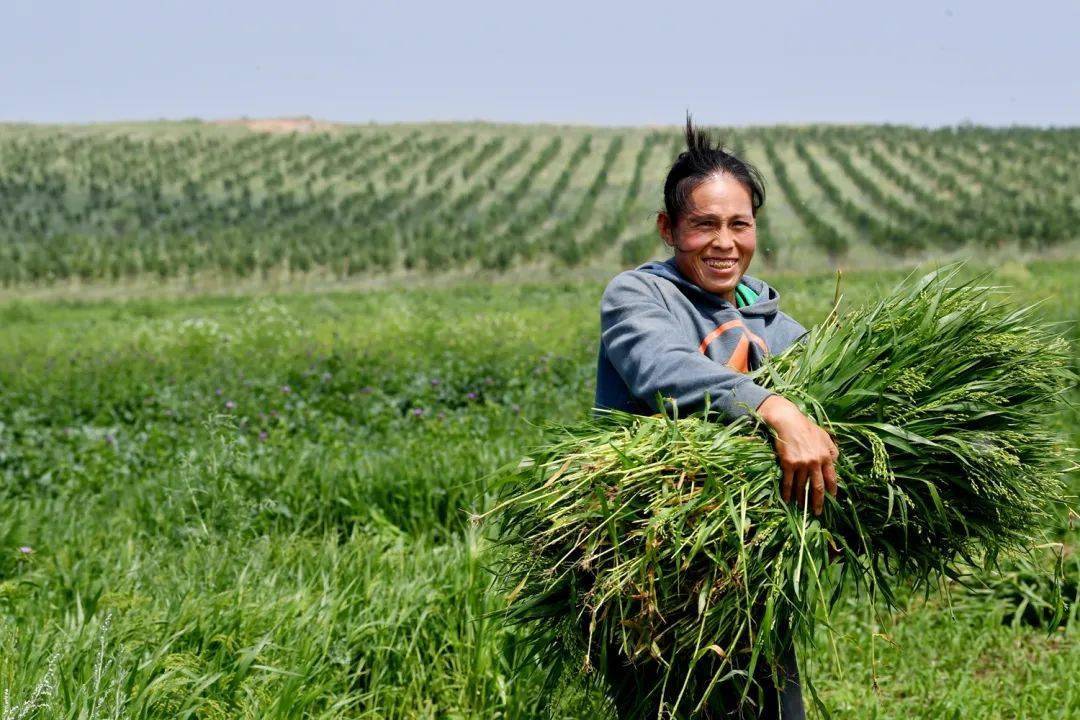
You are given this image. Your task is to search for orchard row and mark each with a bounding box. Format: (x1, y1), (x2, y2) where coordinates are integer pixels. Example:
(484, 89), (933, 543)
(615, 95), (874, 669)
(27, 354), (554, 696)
(0, 123), (1075, 284)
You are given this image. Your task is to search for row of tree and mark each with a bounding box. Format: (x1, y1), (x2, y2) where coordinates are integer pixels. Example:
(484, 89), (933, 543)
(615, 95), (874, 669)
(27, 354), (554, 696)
(0, 124), (1075, 285)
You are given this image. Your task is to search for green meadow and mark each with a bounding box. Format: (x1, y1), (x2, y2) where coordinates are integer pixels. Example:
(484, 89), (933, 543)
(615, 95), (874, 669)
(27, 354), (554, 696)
(1, 258), (1076, 718)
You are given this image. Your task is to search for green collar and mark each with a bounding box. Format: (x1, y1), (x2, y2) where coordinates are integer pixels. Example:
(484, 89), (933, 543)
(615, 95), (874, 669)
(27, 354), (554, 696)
(734, 282), (758, 309)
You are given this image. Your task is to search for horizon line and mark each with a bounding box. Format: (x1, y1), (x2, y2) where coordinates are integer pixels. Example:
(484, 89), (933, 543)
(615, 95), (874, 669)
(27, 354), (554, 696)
(1, 115), (1078, 132)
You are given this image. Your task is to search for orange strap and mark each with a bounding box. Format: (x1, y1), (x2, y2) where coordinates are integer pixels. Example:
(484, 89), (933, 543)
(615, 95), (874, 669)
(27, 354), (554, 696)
(698, 319), (769, 373)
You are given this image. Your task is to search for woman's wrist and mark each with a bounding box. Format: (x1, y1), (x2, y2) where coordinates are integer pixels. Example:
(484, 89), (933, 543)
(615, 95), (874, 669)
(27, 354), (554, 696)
(757, 394), (801, 430)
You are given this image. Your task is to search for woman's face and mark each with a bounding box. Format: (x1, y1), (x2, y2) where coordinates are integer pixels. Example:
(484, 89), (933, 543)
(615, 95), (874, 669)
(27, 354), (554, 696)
(657, 173), (756, 303)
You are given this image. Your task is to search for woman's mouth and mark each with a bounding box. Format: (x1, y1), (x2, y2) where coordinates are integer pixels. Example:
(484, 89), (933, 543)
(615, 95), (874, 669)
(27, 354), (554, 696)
(703, 258), (738, 271)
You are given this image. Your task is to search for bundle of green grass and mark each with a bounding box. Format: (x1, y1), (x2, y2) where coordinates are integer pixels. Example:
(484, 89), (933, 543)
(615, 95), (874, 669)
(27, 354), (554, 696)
(488, 266), (1074, 718)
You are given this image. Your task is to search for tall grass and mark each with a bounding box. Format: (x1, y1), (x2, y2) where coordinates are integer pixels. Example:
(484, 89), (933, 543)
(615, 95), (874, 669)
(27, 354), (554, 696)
(0, 261), (1076, 718)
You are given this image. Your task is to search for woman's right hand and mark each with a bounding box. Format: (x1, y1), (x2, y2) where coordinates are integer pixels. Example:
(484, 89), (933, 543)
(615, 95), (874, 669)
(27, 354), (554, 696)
(756, 394), (839, 516)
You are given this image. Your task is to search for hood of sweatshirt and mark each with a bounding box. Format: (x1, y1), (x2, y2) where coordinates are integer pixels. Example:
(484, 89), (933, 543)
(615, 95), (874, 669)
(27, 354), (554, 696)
(635, 257), (783, 318)
(595, 256), (808, 420)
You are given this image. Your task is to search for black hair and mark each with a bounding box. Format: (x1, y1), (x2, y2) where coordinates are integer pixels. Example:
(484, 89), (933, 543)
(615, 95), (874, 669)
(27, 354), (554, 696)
(662, 114), (766, 228)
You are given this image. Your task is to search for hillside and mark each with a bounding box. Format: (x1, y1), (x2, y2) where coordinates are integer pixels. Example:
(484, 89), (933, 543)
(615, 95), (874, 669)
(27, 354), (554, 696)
(1, 121), (1077, 288)
(1, 121), (1077, 717)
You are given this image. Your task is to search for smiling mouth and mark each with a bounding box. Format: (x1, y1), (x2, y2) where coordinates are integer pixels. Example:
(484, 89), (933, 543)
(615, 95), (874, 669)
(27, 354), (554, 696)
(703, 258), (738, 270)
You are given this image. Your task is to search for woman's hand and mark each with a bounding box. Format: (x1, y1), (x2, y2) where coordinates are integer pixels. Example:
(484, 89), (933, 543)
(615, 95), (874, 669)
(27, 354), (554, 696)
(757, 395), (839, 516)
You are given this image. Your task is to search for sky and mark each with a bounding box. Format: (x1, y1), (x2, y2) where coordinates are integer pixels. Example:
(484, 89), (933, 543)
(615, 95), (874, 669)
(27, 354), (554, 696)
(4, 0), (1078, 127)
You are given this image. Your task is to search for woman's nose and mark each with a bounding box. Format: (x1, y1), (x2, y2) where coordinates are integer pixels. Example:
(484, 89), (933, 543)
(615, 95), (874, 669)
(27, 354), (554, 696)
(710, 230), (736, 250)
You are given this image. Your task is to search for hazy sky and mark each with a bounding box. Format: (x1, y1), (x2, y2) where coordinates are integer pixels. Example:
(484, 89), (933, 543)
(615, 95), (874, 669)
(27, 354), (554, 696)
(5, 0), (1077, 127)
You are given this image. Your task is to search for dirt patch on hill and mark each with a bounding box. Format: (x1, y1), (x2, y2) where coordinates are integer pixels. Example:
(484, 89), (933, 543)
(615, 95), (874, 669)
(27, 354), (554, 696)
(210, 116), (339, 134)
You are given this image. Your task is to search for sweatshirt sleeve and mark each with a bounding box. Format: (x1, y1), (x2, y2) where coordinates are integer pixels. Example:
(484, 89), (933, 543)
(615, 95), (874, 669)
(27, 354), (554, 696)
(600, 273), (775, 421)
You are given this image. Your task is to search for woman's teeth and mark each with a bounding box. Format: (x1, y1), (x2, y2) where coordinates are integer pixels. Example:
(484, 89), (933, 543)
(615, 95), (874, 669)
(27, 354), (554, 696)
(704, 258), (737, 270)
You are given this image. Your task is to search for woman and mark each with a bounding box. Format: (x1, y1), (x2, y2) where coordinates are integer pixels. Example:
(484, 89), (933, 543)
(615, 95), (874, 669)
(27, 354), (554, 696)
(594, 118), (838, 719)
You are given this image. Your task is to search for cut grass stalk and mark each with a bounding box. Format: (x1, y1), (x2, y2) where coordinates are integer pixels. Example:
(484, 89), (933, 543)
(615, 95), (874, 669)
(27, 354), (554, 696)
(489, 264), (1075, 718)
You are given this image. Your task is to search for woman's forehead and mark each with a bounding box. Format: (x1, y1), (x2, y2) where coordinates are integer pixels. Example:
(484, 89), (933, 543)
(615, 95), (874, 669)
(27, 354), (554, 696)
(685, 175), (753, 217)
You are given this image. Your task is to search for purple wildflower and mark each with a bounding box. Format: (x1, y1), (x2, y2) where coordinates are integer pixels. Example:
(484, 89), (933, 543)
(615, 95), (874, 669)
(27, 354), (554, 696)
(258, 431), (268, 442)
(412, 407), (425, 417)
(105, 433), (116, 445)
(18, 546), (32, 555)
(430, 378), (441, 387)
(466, 391), (478, 401)
(281, 385), (292, 394)
(215, 387), (223, 396)
(361, 386), (375, 395)
(225, 400), (236, 410)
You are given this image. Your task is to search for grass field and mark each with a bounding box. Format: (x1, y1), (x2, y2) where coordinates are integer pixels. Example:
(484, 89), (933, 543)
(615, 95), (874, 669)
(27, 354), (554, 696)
(0, 255), (1076, 718)
(0, 121), (1078, 718)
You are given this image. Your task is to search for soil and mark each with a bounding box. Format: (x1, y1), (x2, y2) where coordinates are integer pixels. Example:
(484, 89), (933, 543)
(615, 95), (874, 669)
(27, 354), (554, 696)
(209, 116), (339, 134)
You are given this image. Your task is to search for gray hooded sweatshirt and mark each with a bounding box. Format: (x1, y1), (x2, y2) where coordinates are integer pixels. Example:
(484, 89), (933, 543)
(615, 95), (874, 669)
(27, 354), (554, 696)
(595, 258), (808, 421)
(595, 258), (810, 718)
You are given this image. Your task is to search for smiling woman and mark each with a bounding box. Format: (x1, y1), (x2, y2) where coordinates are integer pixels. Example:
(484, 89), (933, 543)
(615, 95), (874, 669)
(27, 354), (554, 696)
(593, 117), (841, 719)
(660, 173), (759, 300)
(656, 127), (764, 304)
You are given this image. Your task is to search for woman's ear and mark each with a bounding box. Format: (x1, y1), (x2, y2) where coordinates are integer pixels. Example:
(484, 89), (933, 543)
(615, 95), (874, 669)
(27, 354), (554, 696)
(657, 212), (675, 248)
